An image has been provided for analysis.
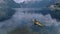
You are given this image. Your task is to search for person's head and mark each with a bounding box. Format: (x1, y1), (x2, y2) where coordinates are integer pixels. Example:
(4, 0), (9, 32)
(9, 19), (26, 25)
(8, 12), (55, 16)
(32, 19), (37, 22)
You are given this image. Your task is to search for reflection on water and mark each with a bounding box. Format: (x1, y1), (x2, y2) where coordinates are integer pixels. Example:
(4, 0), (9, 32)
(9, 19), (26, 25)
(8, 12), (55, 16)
(14, 8), (60, 20)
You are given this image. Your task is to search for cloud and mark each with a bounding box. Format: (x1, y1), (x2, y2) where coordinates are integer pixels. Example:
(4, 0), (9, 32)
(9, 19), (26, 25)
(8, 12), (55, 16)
(13, 0), (52, 3)
(13, 0), (43, 3)
(13, 0), (25, 3)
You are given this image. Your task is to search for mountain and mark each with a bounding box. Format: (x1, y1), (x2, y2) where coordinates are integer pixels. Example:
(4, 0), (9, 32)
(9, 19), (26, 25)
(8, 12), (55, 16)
(0, 0), (16, 21)
(0, 0), (21, 8)
(6, 0), (21, 8)
(0, 0), (58, 8)
(19, 0), (52, 8)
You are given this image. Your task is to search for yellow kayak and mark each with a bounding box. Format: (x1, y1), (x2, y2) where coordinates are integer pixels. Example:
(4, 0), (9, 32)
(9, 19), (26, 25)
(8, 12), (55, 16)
(32, 19), (43, 27)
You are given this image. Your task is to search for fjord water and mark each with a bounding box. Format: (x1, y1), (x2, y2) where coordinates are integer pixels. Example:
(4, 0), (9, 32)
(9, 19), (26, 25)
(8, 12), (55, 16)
(7, 8), (60, 34)
(0, 7), (60, 34)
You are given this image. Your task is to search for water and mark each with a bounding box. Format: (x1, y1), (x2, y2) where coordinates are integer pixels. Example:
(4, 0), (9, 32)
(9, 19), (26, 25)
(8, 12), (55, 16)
(7, 8), (60, 34)
(0, 7), (59, 34)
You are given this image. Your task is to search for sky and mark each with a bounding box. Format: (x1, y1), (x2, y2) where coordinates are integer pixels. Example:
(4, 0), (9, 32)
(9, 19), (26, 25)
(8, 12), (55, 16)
(13, 0), (43, 3)
(13, 0), (25, 3)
